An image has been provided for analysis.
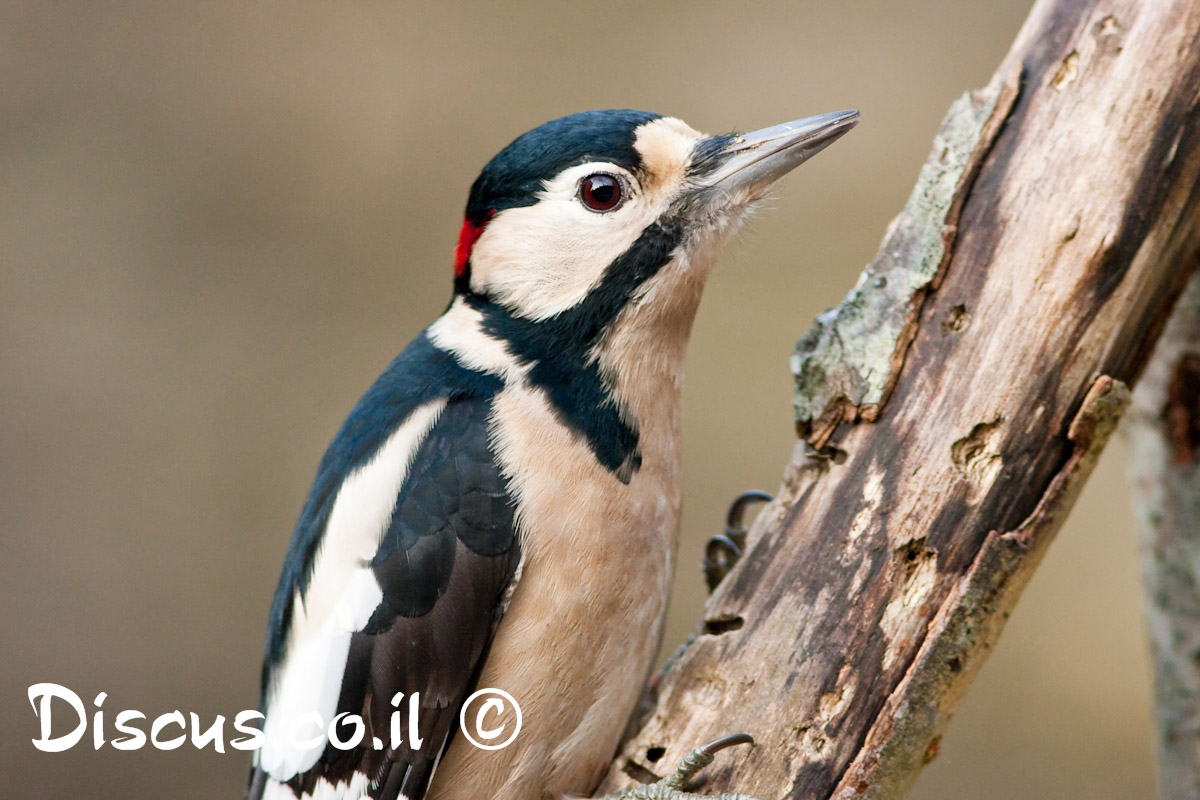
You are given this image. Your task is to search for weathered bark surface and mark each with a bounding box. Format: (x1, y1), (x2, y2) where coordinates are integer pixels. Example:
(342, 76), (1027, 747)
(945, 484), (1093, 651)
(1129, 269), (1200, 800)
(597, 1), (1200, 798)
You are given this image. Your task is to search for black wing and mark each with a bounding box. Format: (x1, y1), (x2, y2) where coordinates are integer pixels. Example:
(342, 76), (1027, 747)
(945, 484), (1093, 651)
(250, 333), (520, 800)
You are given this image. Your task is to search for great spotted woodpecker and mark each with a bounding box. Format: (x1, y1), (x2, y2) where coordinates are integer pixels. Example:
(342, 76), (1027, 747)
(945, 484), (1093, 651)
(248, 108), (857, 800)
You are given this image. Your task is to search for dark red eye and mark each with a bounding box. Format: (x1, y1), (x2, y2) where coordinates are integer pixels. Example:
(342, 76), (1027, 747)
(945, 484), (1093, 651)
(579, 173), (624, 212)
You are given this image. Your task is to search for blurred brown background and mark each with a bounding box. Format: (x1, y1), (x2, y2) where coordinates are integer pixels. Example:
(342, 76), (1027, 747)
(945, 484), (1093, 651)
(1, 2), (1154, 798)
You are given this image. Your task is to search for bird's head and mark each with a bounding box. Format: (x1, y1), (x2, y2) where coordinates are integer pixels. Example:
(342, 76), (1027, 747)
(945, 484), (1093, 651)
(437, 109), (856, 473)
(452, 108), (857, 335)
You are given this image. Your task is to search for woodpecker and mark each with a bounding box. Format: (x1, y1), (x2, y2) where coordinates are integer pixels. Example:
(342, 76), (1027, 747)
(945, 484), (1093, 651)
(248, 107), (857, 800)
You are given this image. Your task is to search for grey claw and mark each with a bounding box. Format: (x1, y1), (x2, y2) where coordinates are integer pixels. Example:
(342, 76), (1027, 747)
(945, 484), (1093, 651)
(703, 535), (742, 593)
(663, 733), (756, 791)
(725, 491), (772, 532)
(698, 733), (755, 756)
(601, 734), (761, 800)
(704, 491), (772, 592)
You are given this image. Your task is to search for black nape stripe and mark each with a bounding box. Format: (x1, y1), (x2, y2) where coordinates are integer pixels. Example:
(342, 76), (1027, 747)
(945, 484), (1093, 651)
(466, 217), (684, 480)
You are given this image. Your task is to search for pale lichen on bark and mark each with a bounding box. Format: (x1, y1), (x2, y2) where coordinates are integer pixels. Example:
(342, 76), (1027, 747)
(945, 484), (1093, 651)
(792, 73), (1018, 447)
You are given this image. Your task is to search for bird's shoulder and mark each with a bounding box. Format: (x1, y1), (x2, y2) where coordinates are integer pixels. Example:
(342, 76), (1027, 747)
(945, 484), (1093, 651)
(252, 324), (521, 800)
(263, 325), (505, 671)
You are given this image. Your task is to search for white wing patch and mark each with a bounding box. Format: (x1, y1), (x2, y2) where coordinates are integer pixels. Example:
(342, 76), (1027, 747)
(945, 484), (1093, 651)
(259, 778), (299, 800)
(307, 773), (376, 800)
(259, 400), (447, 782)
(259, 771), (385, 800)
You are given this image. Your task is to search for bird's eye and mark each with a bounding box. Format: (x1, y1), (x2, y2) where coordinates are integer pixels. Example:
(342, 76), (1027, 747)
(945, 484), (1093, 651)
(579, 173), (624, 212)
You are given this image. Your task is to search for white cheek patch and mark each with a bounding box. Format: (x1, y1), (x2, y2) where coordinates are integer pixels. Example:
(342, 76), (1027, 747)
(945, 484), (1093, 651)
(468, 118), (707, 323)
(470, 163), (663, 321)
(259, 400), (446, 782)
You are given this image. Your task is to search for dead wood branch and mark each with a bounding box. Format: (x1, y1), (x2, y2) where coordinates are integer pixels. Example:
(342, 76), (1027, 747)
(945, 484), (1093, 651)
(598, 1), (1200, 798)
(1130, 268), (1200, 800)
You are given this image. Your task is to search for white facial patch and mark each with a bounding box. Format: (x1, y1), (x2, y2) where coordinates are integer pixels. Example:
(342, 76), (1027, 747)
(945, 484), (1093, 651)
(468, 161), (652, 320)
(468, 117), (705, 322)
(631, 116), (705, 193)
(427, 297), (528, 382)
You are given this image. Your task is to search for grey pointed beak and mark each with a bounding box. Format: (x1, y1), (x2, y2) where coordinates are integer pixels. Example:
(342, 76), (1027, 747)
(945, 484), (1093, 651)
(697, 110), (859, 196)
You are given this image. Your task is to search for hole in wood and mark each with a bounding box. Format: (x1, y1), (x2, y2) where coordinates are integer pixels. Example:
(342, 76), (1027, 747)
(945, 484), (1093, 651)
(942, 303), (969, 332)
(704, 616), (745, 635)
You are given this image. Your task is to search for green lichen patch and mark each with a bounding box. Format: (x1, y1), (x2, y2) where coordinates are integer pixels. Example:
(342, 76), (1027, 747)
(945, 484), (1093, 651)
(793, 78), (1013, 443)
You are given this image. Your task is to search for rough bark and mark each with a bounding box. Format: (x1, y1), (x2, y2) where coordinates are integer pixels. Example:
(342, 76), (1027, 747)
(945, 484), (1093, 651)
(1129, 268), (1200, 800)
(597, 1), (1200, 798)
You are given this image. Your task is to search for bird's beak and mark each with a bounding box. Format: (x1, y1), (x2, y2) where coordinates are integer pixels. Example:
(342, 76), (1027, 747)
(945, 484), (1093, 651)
(696, 110), (859, 199)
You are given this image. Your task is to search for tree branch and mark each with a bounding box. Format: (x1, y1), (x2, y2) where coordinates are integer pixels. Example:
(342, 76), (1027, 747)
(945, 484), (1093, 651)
(598, 1), (1200, 798)
(1129, 267), (1200, 800)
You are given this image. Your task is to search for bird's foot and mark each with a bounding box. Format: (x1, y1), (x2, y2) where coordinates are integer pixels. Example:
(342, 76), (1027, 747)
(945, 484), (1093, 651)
(598, 734), (764, 800)
(703, 491), (772, 593)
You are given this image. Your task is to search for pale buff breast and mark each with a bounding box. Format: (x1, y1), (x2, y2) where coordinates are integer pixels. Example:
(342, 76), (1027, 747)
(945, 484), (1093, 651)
(426, 378), (683, 800)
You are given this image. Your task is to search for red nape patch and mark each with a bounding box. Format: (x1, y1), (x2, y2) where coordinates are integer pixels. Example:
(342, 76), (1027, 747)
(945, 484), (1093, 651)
(454, 211), (493, 279)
